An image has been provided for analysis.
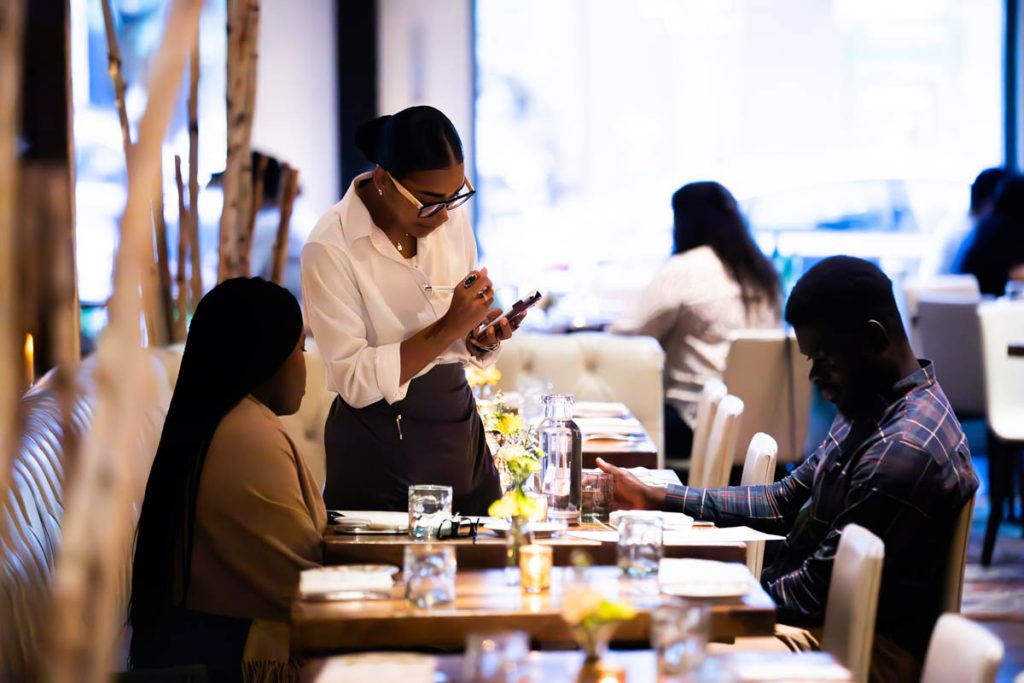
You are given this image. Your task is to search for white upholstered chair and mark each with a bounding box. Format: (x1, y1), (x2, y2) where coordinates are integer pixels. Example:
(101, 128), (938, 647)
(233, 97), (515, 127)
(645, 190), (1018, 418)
(820, 524), (885, 683)
(694, 394), (744, 488)
(494, 332), (666, 462)
(921, 614), (1004, 683)
(682, 379), (727, 484)
(903, 274), (980, 353)
(739, 432), (778, 579)
(916, 296), (985, 416)
(977, 300), (1024, 565)
(723, 330), (812, 465)
(944, 496), (975, 613)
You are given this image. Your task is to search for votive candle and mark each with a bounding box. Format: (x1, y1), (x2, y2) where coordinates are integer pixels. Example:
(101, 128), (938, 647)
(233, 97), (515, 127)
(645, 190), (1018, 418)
(519, 544), (552, 593)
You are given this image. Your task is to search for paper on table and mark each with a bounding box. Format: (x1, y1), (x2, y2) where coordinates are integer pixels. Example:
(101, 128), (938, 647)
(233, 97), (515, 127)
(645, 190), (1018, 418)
(626, 466), (674, 488)
(313, 653), (437, 683)
(573, 401), (631, 418)
(331, 510), (409, 532)
(299, 566), (396, 600)
(575, 416), (644, 436)
(567, 526), (784, 545)
(659, 558), (752, 585)
(610, 509), (693, 530)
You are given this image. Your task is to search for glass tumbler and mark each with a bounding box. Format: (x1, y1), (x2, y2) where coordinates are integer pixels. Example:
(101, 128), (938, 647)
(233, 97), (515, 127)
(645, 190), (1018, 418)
(616, 512), (663, 578)
(651, 598), (711, 676)
(581, 469), (614, 523)
(403, 544), (456, 608)
(408, 484), (453, 540)
(462, 630), (530, 683)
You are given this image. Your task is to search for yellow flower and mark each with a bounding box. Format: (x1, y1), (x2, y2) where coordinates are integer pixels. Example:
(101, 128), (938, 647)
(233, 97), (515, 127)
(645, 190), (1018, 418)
(496, 413), (525, 438)
(561, 585), (637, 628)
(465, 364), (502, 388)
(488, 488), (541, 520)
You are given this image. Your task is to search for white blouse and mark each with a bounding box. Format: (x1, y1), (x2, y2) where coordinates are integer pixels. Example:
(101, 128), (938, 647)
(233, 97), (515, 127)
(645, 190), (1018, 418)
(610, 246), (779, 427)
(301, 173), (495, 409)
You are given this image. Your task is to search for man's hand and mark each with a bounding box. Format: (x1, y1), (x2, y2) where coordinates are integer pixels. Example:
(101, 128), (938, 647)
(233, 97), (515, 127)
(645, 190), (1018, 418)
(595, 457), (666, 510)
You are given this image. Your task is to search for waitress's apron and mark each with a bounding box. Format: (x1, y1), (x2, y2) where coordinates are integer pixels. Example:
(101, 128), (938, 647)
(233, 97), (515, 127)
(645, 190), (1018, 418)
(323, 363), (501, 515)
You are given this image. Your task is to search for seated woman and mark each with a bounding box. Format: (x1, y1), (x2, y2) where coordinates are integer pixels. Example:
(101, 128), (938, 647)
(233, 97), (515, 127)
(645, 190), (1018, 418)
(610, 181), (780, 460)
(128, 278), (326, 682)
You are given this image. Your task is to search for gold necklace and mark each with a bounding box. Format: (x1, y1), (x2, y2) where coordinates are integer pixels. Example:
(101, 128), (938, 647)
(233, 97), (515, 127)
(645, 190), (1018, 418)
(395, 233), (411, 253)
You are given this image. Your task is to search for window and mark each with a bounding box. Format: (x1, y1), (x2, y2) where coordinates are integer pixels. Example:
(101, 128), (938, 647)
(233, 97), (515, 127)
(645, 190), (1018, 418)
(475, 0), (1003, 326)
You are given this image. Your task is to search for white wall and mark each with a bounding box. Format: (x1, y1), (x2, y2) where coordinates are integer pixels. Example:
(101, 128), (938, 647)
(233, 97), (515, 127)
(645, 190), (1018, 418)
(252, 0), (339, 229)
(377, 0), (475, 182)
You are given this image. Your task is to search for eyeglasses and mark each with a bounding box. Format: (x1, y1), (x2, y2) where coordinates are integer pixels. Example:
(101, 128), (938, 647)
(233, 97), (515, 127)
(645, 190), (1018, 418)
(436, 516), (480, 541)
(385, 170), (476, 218)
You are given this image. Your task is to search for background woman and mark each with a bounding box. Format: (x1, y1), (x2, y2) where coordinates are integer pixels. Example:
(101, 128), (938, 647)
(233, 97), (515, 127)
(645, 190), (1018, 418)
(129, 278), (325, 682)
(302, 105), (522, 514)
(611, 181), (781, 460)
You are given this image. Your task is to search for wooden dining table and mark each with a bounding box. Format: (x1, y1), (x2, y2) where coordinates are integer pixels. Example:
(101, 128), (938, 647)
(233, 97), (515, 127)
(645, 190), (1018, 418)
(301, 649), (854, 683)
(290, 566), (776, 655)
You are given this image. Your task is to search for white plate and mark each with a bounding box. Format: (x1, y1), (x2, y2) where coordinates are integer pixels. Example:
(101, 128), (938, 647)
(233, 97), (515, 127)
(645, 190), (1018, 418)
(484, 521), (568, 537)
(661, 580), (749, 599)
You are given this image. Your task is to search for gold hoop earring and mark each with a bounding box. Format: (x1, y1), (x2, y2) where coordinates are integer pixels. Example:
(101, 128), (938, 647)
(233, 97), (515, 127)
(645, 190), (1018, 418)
(377, 186), (383, 197)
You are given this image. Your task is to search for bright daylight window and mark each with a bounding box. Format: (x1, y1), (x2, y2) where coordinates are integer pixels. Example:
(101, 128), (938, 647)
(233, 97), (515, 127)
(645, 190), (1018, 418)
(70, 0), (227, 336)
(475, 0), (1003, 329)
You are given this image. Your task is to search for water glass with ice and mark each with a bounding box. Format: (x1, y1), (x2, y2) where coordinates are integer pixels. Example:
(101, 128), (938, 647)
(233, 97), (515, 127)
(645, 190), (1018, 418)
(651, 598), (710, 676)
(617, 512), (663, 577)
(404, 544), (456, 608)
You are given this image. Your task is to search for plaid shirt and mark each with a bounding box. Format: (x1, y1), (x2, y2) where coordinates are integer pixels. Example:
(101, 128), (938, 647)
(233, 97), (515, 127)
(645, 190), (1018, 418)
(664, 361), (978, 658)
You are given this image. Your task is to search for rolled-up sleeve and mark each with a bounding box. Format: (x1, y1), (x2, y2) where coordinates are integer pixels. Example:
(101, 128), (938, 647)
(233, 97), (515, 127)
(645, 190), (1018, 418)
(301, 239), (411, 406)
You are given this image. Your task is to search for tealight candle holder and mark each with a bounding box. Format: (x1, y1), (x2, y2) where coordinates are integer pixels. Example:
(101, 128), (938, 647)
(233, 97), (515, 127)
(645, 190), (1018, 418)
(519, 544), (552, 594)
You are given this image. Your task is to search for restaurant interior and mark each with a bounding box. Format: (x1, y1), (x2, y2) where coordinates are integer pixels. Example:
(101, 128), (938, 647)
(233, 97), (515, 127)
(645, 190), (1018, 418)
(2, 0), (1024, 681)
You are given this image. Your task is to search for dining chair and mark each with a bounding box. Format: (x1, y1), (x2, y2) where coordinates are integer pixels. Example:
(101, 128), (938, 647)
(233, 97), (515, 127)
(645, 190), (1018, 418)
(903, 274), (980, 353)
(739, 432), (778, 579)
(676, 379), (726, 485)
(977, 300), (1024, 565)
(819, 524), (885, 683)
(723, 329), (812, 466)
(943, 495), (975, 613)
(695, 394), (744, 488)
(916, 296), (986, 416)
(920, 614), (1004, 683)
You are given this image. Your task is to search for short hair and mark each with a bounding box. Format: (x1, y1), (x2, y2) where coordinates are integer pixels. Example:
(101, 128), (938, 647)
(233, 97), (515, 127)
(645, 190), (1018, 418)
(784, 256), (905, 336)
(971, 168), (1008, 214)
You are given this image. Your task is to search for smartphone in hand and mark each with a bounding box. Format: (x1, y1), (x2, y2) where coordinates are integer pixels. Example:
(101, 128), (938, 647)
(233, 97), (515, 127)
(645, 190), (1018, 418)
(474, 290), (542, 339)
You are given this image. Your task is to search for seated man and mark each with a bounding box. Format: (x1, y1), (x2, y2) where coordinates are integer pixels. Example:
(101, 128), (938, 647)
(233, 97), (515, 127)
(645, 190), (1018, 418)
(598, 256), (978, 680)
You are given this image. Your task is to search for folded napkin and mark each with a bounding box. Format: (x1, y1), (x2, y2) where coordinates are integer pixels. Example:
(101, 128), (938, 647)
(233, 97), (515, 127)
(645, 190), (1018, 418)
(330, 510), (409, 532)
(299, 566), (397, 601)
(719, 651), (853, 681)
(658, 558), (751, 585)
(610, 509), (693, 530)
(574, 416), (644, 436)
(313, 653), (436, 683)
(573, 401), (630, 418)
(625, 466), (673, 488)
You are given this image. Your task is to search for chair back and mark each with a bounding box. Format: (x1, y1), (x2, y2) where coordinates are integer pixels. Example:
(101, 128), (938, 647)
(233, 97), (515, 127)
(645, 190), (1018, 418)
(687, 379), (727, 486)
(943, 496), (975, 613)
(739, 433), (778, 578)
(977, 300), (1024, 441)
(695, 395), (744, 488)
(723, 330), (812, 465)
(821, 524), (885, 683)
(917, 296), (985, 415)
(904, 274), (980, 351)
(921, 613), (1004, 683)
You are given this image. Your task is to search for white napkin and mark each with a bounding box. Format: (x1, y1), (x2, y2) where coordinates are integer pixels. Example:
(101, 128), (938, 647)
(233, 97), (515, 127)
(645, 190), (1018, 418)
(610, 509), (694, 530)
(625, 466), (673, 488)
(331, 510), (409, 532)
(313, 653), (436, 683)
(658, 558), (752, 585)
(299, 566), (396, 601)
(574, 416), (644, 436)
(573, 401), (630, 418)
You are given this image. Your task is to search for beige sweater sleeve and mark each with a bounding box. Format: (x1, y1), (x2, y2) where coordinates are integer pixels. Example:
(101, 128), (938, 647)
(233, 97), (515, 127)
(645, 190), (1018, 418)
(187, 396), (328, 621)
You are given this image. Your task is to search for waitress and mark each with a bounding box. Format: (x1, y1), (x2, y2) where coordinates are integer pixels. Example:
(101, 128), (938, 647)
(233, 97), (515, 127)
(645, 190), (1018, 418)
(301, 106), (521, 514)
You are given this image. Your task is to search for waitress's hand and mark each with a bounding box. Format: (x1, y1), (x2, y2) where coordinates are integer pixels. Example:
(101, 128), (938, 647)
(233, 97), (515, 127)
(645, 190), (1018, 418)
(470, 309), (527, 355)
(442, 268), (497, 339)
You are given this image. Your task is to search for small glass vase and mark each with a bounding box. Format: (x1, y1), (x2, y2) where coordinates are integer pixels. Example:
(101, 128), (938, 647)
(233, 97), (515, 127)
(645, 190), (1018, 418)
(572, 622), (619, 664)
(504, 515), (534, 586)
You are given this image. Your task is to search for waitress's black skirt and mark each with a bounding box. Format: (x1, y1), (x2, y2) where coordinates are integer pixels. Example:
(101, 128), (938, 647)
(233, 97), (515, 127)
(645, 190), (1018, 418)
(323, 363), (501, 515)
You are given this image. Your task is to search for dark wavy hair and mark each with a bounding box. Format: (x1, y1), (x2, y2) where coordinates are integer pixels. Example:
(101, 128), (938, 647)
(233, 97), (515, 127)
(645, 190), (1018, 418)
(672, 181), (780, 315)
(354, 105), (464, 179)
(128, 278), (303, 651)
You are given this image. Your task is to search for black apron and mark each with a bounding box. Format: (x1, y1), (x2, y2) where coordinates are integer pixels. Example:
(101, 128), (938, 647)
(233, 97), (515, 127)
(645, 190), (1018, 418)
(323, 363), (501, 515)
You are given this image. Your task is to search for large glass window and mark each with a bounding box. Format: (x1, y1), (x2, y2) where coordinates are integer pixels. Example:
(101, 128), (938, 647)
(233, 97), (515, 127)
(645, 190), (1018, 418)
(475, 0), (1003, 327)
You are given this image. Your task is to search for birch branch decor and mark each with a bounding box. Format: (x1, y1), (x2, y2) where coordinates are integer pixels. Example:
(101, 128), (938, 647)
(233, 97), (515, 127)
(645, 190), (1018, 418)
(271, 164), (300, 285)
(174, 154), (189, 342)
(46, 1), (203, 680)
(187, 39), (203, 308)
(217, 0), (261, 282)
(100, 0), (132, 161)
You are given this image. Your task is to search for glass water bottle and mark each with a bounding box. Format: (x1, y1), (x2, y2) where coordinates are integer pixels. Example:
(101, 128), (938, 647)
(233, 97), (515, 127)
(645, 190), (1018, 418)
(539, 394), (583, 526)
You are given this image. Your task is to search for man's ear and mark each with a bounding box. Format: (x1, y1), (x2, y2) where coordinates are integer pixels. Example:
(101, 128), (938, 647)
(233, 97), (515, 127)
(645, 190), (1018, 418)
(863, 319), (890, 354)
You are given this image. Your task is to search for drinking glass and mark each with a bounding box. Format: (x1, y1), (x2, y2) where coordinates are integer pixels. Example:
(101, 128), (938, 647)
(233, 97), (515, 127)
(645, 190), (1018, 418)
(651, 598), (710, 676)
(403, 544), (456, 608)
(462, 630), (530, 683)
(581, 469), (614, 523)
(517, 378), (552, 428)
(408, 484), (452, 540)
(617, 512), (663, 577)
(1005, 279), (1024, 300)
